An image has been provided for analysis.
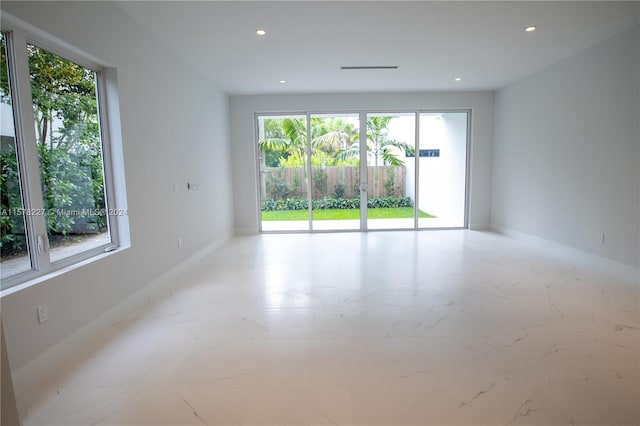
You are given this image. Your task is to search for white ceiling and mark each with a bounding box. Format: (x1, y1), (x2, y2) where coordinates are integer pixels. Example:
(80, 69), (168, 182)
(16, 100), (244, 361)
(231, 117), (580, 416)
(116, 1), (640, 95)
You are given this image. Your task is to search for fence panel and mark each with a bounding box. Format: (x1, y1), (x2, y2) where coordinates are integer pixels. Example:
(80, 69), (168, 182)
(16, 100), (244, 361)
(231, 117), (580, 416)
(264, 166), (406, 200)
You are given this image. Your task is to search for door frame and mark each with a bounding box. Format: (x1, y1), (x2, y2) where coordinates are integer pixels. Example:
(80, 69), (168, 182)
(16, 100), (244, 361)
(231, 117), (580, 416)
(254, 109), (471, 233)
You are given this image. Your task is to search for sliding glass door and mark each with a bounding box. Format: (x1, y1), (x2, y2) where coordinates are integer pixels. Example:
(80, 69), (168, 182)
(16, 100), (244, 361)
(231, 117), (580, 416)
(256, 110), (468, 232)
(311, 114), (360, 231)
(257, 115), (309, 232)
(417, 112), (468, 228)
(365, 113), (416, 230)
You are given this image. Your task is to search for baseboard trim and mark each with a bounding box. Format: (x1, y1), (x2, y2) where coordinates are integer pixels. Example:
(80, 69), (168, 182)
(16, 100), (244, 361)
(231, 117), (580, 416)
(12, 231), (232, 399)
(235, 227), (258, 236)
(490, 225), (639, 283)
(468, 222), (490, 231)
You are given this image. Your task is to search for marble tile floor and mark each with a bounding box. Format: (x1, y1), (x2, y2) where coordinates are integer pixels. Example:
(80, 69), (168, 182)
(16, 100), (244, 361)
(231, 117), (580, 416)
(16, 230), (639, 425)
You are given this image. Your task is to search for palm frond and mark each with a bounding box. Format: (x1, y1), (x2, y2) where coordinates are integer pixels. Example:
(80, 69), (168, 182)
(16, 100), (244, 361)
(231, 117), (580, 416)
(382, 139), (414, 155)
(335, 144), (360, 162)
(366, 116), (391, 132)
(258, 138), (289, 151)
(381, 148), (405, 166)
(313, 130), (349, 151)
(281, 118), (307, 148)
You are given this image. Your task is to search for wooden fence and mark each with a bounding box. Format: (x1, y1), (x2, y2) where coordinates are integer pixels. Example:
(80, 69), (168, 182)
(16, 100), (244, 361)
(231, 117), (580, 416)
(262, 166), (406, 200)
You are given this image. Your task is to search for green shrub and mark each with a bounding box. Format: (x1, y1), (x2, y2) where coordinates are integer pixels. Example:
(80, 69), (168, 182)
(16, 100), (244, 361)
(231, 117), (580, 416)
(261, 198), (308, 211)
(368, 196), (413, 208)
(384, 167), (397, 197)
(313, 197), (359, 210)
(261, 196), (414, 211)
(1, 149), (25, 255)
(291, 173), (302, 198)
(312, 168), (328, 198)
(266, 169), (289, 199)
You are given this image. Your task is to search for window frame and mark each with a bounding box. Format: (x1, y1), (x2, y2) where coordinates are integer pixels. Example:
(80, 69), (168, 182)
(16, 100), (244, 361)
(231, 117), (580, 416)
(1, 14), (126, 292)
(254, 109), (471, 234)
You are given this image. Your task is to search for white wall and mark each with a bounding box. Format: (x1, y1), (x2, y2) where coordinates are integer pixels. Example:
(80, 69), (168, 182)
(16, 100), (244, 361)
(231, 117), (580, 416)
(492, 26), (640, 268)
(416, 113), (468, 227)
(230, 92), (494, 233)
(0, 1), (233, 379)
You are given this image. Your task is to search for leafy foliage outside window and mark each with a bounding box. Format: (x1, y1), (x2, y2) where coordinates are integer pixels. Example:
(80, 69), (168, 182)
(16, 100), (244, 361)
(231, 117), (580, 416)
(333, 182), (345, 199)
(384, 167), (398, 197)
(291, 173), (302, 198)
(266, 169), (291, 200)
(1, 33), (27, 258)
(261, 196), (414, 211)
(29, 45), (107, 236)
(0, 42), (107, 256)
(0, 138), (27, 256)
(312, 168), (327, 199)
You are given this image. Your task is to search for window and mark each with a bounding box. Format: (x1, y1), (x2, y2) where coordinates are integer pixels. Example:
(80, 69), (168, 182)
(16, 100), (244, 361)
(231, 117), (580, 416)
(0, 32), (31, 277)
(1, 21), (126, 290)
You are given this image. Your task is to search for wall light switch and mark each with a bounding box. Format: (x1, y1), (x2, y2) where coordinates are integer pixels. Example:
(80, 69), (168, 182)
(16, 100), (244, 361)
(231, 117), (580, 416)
(37, 304), (48, 324)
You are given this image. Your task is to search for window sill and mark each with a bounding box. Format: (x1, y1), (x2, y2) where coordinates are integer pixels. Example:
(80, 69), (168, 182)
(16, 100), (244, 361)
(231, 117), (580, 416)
(0, 244), (130, 298)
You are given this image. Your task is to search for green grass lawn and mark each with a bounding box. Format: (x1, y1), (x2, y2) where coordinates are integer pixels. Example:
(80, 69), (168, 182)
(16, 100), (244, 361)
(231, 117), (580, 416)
(262, 207), (435, 221)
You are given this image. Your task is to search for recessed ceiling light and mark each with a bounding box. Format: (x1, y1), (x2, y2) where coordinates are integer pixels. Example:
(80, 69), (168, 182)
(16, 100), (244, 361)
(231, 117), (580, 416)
(454, 77), (462, 82)
(256, 29), (266, 36)
(525, 25), (537, 32)
(279, 80), (286, 84)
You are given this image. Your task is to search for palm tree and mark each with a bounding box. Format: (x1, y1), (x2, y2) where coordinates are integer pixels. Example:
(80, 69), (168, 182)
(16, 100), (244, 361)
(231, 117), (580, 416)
(335, 116), (414, 165)
(335, 116), (414, 195)
(258, 117), (308, 164)
(257, 118), (308, 200)
(259, 117), (359, 200)
(311, 117), (357, 156)
(258, 117), (357, 170)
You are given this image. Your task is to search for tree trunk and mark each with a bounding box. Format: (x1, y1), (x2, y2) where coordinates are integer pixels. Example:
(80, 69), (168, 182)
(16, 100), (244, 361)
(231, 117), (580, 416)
(373, 137), (380, 196)
(49, 113), (54, 149)
(37, 113), (46, 145)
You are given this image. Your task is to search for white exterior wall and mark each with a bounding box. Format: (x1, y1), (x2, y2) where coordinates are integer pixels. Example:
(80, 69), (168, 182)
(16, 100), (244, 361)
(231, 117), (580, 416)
(403, 113), (468, 227)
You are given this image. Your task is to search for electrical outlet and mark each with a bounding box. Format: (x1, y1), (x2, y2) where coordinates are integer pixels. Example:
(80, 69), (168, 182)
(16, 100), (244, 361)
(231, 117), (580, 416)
(178, 237), (183, 248)
(600, 233), (606, 244)
(37, 304), (48, 324)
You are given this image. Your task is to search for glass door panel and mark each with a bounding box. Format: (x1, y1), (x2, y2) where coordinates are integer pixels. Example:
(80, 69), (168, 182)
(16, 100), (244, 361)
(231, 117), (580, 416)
(418, 112), (468, 228)
(256, 110), (469, 233)
(366, 113), (416, 230)
(310, 114), (360, 231)
(1, 32), (32, 279)
(257, 115), (309, 231)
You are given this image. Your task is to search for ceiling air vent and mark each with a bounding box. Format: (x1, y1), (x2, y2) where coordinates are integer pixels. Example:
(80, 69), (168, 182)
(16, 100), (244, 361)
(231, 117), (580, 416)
(340, 66), (399, 70)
